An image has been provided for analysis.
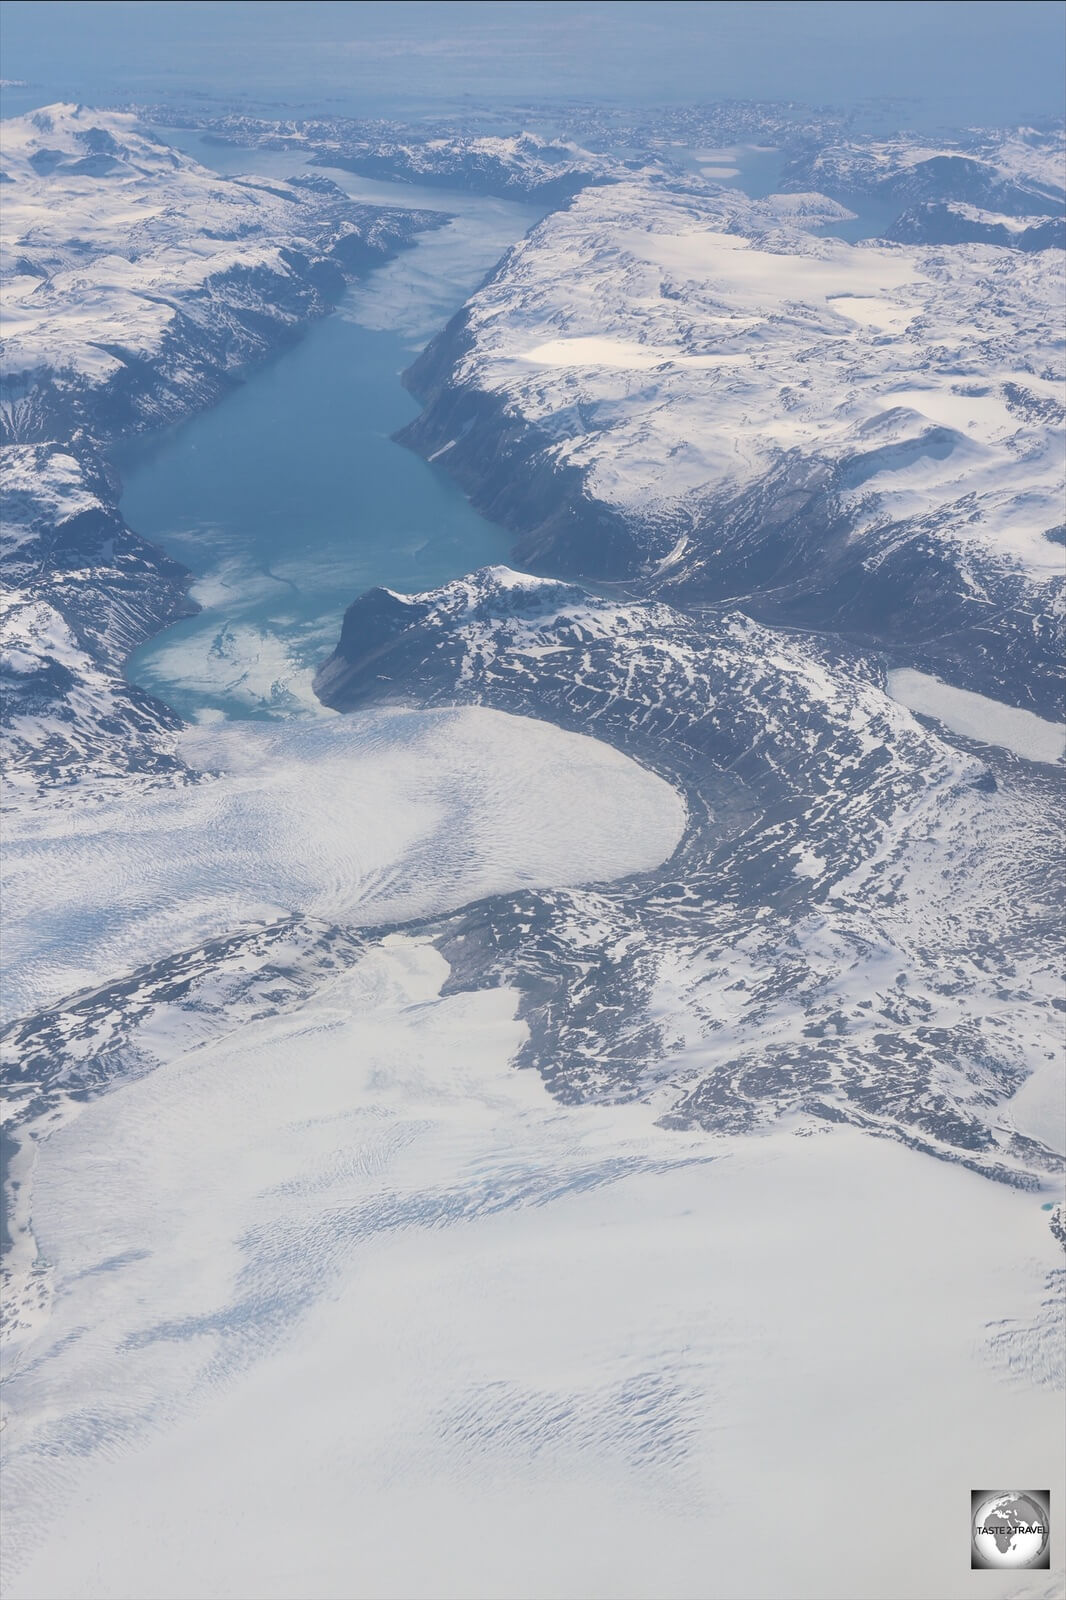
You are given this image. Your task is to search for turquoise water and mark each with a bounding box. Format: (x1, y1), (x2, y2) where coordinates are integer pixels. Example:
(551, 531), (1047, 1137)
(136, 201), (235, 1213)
(121, 157), (539, 721)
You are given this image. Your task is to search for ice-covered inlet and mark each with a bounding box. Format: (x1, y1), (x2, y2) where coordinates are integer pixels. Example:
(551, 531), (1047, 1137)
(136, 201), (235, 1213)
(1, 706), (685, 1018)
(887, 669), (1066, 764)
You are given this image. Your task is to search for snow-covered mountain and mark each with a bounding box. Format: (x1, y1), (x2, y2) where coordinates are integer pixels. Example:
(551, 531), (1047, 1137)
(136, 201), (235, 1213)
(315, 566), (1063, 1188)
(311, 130), (619, 205)
(399, 176), (1065, 715)
(779, 126), (1066, 219)
(0, 105), (438, 788)
(885, 201), (1065, 251)
(779, 125), (1066, 249)
(1, 106), (438, 441)
(1, 443), (190, 790)
(150, 110), (620, 204)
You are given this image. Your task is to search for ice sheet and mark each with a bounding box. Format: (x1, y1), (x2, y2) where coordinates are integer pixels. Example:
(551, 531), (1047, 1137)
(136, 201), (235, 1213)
(3, 937), (1061, 1600)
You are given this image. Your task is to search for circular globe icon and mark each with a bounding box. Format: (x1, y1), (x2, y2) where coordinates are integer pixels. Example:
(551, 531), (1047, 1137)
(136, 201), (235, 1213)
(972, 1493), (1050, 1569)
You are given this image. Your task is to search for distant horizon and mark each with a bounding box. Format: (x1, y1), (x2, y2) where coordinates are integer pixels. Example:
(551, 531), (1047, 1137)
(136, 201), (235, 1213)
(2, 0), (1065, 133)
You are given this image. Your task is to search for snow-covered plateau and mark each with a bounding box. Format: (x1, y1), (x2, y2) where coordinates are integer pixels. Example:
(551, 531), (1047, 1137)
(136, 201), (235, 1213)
(400, 173), (1065, 714)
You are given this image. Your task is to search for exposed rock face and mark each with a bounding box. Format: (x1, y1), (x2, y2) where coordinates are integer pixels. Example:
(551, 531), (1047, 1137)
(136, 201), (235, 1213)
(315, 566), (1063, 1188)
(132, 109), (625, 204)
(0, 105), (440, 789)
(886, 202), (1066, 251)
(396, 176), (1065, 717)
(1, 445), (190, 787)
(778, 130), (1066, 218)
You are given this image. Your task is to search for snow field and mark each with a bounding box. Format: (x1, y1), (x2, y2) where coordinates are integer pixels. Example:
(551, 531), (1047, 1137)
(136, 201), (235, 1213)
(3, 936), (1062, 1600)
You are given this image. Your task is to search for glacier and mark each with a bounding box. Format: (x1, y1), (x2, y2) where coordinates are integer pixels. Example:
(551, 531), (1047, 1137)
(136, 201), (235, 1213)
(1, 705), (685, 1022)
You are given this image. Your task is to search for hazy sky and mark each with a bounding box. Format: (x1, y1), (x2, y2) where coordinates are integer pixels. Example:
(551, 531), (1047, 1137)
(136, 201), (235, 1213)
(2, 1), (1064, 128)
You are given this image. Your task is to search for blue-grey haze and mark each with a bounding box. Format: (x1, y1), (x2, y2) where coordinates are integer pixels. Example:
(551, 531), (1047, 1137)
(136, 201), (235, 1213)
(2, 1), (1064, 130)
